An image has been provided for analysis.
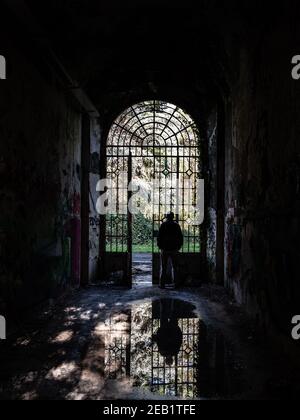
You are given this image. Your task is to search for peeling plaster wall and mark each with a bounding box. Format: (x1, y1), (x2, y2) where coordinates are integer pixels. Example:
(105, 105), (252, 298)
(224, 19), (300, 343)
(206, 108), (218, 283)
(89, 119), (101, 283)
(0, 40), (82, 316)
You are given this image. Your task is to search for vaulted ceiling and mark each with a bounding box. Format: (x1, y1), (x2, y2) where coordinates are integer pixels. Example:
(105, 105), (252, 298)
(4, 0), (293, 121)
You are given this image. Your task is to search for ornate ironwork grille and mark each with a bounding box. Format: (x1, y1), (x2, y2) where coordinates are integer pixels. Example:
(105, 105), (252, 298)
(104, 312), (131, 379)
(106, 100), (201, 254)
(151, 316), (200, 398)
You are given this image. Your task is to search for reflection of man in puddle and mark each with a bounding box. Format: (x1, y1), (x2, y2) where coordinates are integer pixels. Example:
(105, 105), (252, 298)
(153, 299), (183, 366)
(157, 212), (183, 289)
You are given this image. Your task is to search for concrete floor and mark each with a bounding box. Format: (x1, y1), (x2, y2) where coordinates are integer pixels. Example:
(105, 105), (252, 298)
(0, 282), (299, 400)
(132, 253), (152, 288)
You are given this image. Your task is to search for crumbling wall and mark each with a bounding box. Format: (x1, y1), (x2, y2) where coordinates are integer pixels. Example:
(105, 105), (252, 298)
(224, 18), (300, 343)
(89, 119), (101, 283)
(0, 40), (82, 317)
(206, 108), (218, 283)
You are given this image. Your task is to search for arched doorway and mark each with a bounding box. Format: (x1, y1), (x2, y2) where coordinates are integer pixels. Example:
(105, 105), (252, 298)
(100, 100), (204, 287)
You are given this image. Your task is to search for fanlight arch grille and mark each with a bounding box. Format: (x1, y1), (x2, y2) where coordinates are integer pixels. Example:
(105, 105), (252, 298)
(107, 100), (199, 157)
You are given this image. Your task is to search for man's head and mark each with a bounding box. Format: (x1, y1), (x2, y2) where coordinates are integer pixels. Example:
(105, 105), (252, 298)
(166, 211), (175, 221)
(165, 355), (174, 366)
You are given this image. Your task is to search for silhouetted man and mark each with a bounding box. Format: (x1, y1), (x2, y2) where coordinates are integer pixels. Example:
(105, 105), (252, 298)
(157, 212), (183, 289)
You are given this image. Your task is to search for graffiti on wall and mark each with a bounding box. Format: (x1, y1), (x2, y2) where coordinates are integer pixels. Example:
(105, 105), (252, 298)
(56, 192), (81, 286)
(73, 192), (81, 217)
(226, 223), (242, 278)
(90, 216), (100, 228)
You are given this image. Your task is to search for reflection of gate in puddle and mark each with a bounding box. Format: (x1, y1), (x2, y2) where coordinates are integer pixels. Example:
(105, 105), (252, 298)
(104, 311), (131, 379)
(151, 299), (200, 398)
(101, 299), (231, 399)
(102, 300), (202, 398)
(151, 317), (200, 398)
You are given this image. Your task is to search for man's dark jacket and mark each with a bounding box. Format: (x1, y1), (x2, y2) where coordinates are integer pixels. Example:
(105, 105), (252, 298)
(157, 220), (183, 251)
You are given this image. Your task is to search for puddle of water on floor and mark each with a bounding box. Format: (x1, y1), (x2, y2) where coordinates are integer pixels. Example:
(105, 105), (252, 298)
(96, 298), (244, 400)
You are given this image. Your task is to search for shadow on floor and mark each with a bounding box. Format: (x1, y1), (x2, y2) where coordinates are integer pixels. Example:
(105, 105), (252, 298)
(0, 285), (299, 400)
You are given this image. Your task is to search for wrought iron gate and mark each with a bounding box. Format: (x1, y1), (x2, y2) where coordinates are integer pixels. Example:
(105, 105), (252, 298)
(102, 100), (202, 287)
